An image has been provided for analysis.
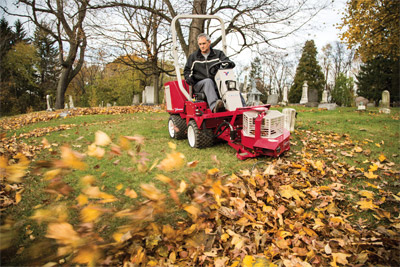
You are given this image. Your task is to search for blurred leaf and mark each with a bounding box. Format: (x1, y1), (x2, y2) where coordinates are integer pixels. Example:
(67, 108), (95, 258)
(94, 131), (111, 146)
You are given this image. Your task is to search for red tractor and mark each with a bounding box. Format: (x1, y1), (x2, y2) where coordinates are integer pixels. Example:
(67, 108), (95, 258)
(164, 15), (290, 160)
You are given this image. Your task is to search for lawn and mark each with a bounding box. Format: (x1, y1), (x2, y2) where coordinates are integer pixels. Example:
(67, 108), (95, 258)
(1, 106), (399, 266)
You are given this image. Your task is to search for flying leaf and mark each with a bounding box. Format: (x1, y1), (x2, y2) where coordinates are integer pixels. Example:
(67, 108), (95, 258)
(94, 131), (111, 146)
(364, 172), (378, 179)
(141, 184), (165, 201)
(87, 143), (105, 159)
(177, 180), (188, 193)
(46, 222), (81, 247)
(124, 188), (138, 198)
(379, 154), (386, 162)
(158, 152), (185, 172)
(187, 160), (199, 168)
(168, 142), (177, 150)
(80, 205), (103, 222)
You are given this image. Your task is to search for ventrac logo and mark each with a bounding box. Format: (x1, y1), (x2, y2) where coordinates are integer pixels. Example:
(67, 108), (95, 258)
(224, 71), (229, 76)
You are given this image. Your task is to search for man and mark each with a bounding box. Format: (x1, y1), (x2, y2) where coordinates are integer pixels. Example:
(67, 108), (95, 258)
(184, 33), (232, 113)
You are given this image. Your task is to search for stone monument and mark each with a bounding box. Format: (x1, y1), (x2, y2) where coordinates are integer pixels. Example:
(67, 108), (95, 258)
(144, 86), (155, 104)
(306, 88), (319, 107)
(267, 94), (279, 105)
(132, 94), (140, 105)
(321, 90), (328, 104)
(46, 95), (53, 111)
(283, 108), (296, 132)
(280, 85), (288, 106)
(300, 81), (308, 104)
(379, 90), (390, 113)
(68, 95), (75, 109)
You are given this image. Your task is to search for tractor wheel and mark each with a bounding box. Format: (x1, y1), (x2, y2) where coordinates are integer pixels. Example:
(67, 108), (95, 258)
(168, 115), (187, 140)
(187, 120), (214, 148)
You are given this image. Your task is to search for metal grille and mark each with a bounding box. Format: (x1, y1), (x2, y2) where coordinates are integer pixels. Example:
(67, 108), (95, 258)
(243, 110), (284, 138)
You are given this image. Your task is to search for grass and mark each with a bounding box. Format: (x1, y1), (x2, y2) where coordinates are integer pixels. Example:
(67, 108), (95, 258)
(1, 106), (399, 265)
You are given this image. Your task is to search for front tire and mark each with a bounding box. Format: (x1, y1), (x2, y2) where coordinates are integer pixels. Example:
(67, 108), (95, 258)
(187, 120), (214, 148)
(168, 115), (187, 139)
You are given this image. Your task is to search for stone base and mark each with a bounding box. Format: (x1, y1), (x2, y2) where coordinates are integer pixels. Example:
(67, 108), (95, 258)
(318, 103), (337, 110)
(379, 108), (391, 114)
(305, 102), (319, 107)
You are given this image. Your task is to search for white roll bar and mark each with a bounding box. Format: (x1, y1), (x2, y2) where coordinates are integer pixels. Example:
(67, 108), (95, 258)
(171, 14), (227, 101)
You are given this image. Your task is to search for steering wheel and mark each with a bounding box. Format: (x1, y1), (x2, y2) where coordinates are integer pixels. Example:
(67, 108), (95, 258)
(209, 60), (236, 76)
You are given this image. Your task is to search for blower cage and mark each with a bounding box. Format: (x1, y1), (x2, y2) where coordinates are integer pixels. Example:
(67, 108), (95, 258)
(243, 110), (284, 139)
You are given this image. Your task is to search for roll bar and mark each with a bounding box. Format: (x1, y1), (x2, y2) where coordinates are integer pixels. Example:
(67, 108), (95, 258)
(171, 14), (227, 101)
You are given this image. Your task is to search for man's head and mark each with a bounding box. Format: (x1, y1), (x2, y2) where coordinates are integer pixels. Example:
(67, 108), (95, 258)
(197, 33), (211, 54)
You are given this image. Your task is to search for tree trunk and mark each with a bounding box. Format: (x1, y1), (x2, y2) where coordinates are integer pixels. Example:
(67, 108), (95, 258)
(188, 0), (207, 55)
(55, 67), (71, 109)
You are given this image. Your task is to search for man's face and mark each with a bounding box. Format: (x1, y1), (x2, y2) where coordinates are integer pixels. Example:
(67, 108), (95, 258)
(198, 37), (211, 54)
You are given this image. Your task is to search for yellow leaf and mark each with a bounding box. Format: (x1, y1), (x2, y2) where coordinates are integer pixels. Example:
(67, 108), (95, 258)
(73, 247), (100, 265)
(243, 255), (255, 267)
(364, 172), (378, 179)
(279, 185), (305, 201)
(375, 143), (381, 148)
(177, 180), (188, 193)
(113, 232), (124, 242)
(358, 190), (375, 199)
(81, 175), (96, 186)
(332, 253), (351, 265)
(76, 194), (88, 206)
(357, 199), (379, 210)
(46, 222), (80, 246)
(158, 152), (185, 171)
(124, 188), (138, 198)
(368, 164), (378, 172)
(221, 233), (230, 242)
(15, 192), (21, 204)
(59, 146), (87, 170)
(94, 131), (111, 146)
(87, 143), (105, 159)
(119, 136), (131, 150)
(156, 174), (173, 185)
(354, 146), (363, 153)
(44, 169), (62, 180)
(168, 142), (177, 150)
(187, 160), (199, 168)
(303, 227), (318, 237)
(141, 184), (165, 201)
(3, 153), (30, 183)
(80, 205), (103, 222)
(184, 205), (200, 220)
(212, 180), (223, 196)
(379, 154), (386, 162)
(207, 168), (220, 175)
(41, 138), (51, 148)
(116, 184), (123, 191)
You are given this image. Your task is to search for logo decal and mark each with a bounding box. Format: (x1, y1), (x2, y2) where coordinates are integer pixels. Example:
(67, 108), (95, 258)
(224, 72), (229, 76)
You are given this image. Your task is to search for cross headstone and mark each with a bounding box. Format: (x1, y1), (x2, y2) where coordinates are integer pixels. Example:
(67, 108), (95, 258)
(300, 81), (308, 104)
(283, 108), (296, 132)
(46, 95), (52, 111)
(68, 95), (75, 109)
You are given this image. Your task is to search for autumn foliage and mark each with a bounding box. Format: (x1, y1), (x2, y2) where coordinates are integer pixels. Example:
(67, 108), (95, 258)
(1, 111), (399, 266)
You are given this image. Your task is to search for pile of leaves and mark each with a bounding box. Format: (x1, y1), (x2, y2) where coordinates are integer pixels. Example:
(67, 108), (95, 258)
(0, 105), (164, 131)
(1, 129), (399, 266)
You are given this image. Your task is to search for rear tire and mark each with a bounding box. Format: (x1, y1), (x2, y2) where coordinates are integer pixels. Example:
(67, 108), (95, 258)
(168, 115), (187, 139)
(187, 120), (214, 148)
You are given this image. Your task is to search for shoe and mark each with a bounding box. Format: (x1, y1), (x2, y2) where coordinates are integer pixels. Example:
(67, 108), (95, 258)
(213, 99), (225, 113)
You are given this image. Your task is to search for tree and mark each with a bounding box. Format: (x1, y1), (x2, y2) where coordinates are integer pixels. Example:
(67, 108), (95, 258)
(288, 40), (325, 103)
(331, 73), (354, 107)
(12, 0), (90, 109)
(339, 0), (400, 61)
(356, 56), (399, 103)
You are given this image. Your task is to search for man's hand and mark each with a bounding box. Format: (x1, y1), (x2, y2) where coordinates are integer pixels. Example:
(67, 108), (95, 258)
(186, 77), (195, 85)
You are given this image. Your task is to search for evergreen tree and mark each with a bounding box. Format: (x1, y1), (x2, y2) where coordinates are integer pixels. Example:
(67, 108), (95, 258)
(356, 56), (399, 103)
(331, 73), (354, 107)
(288, 40), (325, 103)
(33, 24), (60, 99)
(0, 18), (15, 82)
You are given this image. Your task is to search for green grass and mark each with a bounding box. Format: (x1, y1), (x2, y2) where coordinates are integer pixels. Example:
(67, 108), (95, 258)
(2, 106), (399, 265)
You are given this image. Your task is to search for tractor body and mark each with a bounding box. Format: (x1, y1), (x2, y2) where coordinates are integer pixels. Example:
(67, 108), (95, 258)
(165, 15), (290, 160)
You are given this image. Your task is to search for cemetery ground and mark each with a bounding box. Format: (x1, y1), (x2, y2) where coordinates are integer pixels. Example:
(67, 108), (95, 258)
(1, 106), (399, 266)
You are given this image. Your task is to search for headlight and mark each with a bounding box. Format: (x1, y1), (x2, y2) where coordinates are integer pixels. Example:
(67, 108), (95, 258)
(226, 80), (236, 91)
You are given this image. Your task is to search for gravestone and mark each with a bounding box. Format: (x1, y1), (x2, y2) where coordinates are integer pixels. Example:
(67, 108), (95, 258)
(300, 81), (308, 104)
(68, 95), (75, 109)
(357, 102), (366, 111)
(267, 94), (279, 105)
(142, 91), (146, 104)
(132, 94), (140, 105)
(355, 96), (369, 107)
(367, 102), (375, 108)
(321, 90), (328, 104)
(306, 88), (319, 107)
(106, 103), (112, 107)
(283, 108), (296, 132)
(46, 95), (52, 111)
(64, 103), (69, 109)
(144, 86), (155, 104)
(318, 103), (337, 110)
(281, 85), (288, 105)
(380, 90), (390, 108)
(113, 102), (116, 106)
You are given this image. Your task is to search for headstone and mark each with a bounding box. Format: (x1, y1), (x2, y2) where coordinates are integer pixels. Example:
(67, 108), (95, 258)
(357, 102), (366, 111)
(68, 95), (75, 109)
(267, 94), (279, 105)
(106, 103), (112, 107)
(318, 103), (337, 110)
(145, 86), (155, 104)
(283, 108), (296, 132)
(380, 90), (390, 108)
(367, 102), (375, 108)
(355, 96), (369, 107)
(308, 88), (319, 103)
(101, 101), (104, 107)
(379, 108), (391, 114)
(132, 94), (140, 105)
(321, 90), (328, 104)
(281, 85), (288, 105)
(46, 95), (52, 111)
(64, 103), (69, 109)
(142, 91), (146, 104)
(300, 81), (308, 104)
(113, 101), (116, 106)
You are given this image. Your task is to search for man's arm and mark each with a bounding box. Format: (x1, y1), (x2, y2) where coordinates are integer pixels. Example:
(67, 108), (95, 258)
(184, 55), (195, 85)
